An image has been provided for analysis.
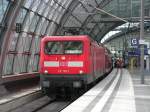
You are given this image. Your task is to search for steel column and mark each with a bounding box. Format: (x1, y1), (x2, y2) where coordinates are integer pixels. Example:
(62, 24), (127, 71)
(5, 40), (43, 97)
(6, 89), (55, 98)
(140, 0), (145, 84)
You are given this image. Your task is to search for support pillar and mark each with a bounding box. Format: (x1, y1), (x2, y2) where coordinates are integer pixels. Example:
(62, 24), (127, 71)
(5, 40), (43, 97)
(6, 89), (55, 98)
(146, 56), (150, 71)
(140, 0), (145, 84)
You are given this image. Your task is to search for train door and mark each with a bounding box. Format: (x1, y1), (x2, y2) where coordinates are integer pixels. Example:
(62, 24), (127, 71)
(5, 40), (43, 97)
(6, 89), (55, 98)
(91, 44), (97, 80)
(103, 50), (106, 74)
(93, 48), (97, 76)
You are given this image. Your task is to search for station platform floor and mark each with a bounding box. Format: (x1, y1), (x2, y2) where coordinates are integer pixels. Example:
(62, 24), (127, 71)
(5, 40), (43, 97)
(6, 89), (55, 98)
(61, 68), (150, 112)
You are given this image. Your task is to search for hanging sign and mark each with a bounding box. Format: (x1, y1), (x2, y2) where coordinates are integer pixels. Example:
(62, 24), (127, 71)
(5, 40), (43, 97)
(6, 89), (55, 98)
(131, 38), (139, 47)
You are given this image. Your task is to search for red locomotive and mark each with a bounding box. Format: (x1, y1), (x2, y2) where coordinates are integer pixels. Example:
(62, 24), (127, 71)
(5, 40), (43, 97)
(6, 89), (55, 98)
(39, 35), (112, 97)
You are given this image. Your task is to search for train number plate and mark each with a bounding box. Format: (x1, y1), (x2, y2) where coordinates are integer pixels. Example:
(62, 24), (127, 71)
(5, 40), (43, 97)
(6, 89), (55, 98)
(59, 62), (68, 67)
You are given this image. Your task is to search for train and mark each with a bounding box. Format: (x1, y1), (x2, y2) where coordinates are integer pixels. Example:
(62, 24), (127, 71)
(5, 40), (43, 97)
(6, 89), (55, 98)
(39, 35), (112, 97)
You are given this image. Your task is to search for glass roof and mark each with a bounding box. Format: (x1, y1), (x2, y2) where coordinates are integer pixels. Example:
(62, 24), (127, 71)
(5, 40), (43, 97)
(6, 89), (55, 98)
(57, 0), (150, 42)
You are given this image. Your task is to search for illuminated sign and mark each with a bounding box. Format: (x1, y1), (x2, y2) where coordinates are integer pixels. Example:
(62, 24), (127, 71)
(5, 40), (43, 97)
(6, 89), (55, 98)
(131, 38), (139, 47)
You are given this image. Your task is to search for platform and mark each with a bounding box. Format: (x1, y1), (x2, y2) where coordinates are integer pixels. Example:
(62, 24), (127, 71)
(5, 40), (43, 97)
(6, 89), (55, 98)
(61, 68), (150, 112)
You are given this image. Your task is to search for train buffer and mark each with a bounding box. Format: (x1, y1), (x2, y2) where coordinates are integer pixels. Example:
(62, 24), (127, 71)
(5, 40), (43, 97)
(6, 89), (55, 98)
(61, 68), (150, 112)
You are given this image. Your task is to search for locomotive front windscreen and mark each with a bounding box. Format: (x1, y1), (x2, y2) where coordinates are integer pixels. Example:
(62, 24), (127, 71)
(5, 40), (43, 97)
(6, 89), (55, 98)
(45, 41), (83, 54)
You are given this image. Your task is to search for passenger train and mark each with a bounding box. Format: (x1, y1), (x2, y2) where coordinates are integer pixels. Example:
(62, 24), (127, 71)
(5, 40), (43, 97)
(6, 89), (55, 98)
(39, 35), (112, 97)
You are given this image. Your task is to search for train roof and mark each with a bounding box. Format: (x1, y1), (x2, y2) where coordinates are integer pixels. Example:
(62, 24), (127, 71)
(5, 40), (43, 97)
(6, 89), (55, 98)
(42, 35), (92, 42)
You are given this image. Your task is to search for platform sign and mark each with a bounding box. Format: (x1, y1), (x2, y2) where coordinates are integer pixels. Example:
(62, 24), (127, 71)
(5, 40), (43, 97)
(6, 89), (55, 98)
(128, 45), (148, 56)
(131, 38), (139, 47)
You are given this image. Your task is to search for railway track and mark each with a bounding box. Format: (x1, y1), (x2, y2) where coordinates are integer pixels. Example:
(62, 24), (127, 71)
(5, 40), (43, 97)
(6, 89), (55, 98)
(9, 95), (73, 112)
(0, 90), (42, 112)
(0, 70), (112, 112)
(0, 89), (78, 112)
(35, 101), (71, 112)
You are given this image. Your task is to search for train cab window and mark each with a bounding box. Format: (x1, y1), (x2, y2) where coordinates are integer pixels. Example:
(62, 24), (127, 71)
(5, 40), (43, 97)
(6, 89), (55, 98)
(64, 41), (83, 54)
(44, 41), (83, 54)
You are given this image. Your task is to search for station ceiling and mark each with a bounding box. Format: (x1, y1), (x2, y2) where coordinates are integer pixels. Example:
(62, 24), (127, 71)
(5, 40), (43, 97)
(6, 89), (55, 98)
(55, 0), (150, 42)
(0, 0), (150, 76)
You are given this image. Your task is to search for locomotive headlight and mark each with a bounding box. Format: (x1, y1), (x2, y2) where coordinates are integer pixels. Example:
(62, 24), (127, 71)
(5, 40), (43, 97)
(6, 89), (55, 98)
(44, 70), (48, 74)
(79, 70), (84, 74)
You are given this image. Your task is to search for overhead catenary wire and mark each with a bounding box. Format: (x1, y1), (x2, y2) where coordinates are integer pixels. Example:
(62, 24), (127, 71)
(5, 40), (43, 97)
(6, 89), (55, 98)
(87, 3), (129, 23)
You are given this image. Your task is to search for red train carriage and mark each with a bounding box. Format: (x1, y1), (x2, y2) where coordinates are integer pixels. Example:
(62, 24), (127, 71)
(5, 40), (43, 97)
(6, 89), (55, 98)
(39, 35), (112, 96)
(105, 48), (113, 73)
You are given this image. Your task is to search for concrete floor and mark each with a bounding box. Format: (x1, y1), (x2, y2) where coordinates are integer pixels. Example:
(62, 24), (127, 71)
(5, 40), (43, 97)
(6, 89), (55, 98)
(129, 68), (150, 112)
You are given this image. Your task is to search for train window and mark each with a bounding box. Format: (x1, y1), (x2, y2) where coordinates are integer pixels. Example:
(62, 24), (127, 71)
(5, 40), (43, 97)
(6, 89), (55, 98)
(44, 41), (83, 54)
